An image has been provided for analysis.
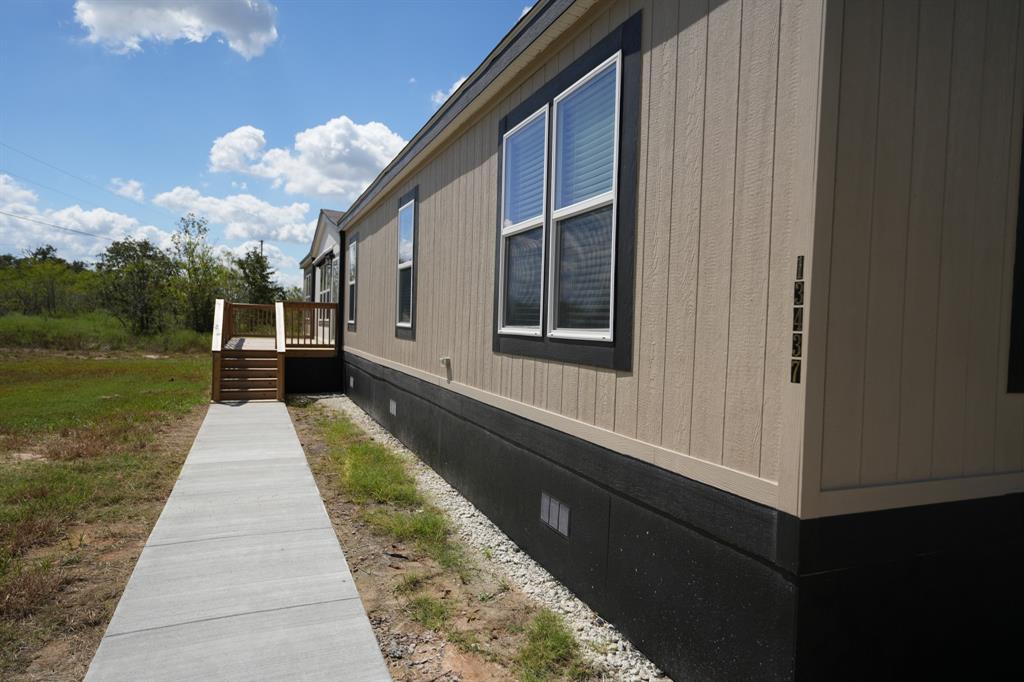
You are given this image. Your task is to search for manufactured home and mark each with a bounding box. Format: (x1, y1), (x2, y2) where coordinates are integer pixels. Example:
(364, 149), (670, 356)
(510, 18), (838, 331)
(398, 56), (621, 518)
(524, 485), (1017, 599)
(299, 208), (345, 303)
(294, 0), (1023, 678)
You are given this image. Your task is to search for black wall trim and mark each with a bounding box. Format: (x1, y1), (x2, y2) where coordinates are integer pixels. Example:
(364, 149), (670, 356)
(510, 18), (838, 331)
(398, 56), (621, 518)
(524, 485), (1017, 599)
(491, 12), (641, 371)
(345, 350), (789, 568)
(395, 187), (418, 341)
(342, 351), (1024, 680)
(336, 0), (574, 235)
(1008, 115), (1024, 391)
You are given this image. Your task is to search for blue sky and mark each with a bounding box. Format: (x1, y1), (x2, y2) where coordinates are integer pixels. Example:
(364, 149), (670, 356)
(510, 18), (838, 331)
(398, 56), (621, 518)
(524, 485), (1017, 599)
(0, 0), (531, 285)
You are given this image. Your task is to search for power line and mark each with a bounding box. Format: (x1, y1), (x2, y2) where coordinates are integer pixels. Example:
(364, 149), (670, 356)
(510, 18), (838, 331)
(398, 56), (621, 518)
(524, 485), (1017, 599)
(0, 168), (104, 210)
(0, 209), (114, 241)
(0, 141), (134, 203)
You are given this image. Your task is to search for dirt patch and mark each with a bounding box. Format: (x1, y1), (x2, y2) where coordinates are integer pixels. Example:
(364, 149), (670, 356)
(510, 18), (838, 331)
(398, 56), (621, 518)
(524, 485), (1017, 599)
(291, 405), (549, 682)
(5, 404), (207, 682)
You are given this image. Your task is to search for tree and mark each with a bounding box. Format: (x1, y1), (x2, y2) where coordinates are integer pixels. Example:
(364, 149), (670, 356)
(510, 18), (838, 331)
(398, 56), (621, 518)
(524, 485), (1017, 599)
(170, 213), (223, 332)
(97, 238), (177, 335)
(234, 247), (284, 303)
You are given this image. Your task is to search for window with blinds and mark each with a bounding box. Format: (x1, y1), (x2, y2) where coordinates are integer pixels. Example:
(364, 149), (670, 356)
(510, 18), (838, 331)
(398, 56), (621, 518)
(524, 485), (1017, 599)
(499, 107), (547, 335)
(549, 55), (619, 340)
(495, 53), (621, 342)
(347, 237), (357, 325)
(397, 199), (415, 327)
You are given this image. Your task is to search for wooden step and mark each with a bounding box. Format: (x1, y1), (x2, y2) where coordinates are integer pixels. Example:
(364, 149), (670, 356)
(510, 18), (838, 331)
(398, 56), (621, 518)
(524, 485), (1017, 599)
(221, 358), (278, 369)
(222, 368), (278, 379)
(221, 377), (277, 390)
(222, 349), (277, 359)
(219, 387), (278, 401)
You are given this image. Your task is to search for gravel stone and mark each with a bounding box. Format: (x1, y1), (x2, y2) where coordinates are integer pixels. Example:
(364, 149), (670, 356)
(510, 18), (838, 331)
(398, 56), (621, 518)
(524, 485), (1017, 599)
(313, 394), (669, 681)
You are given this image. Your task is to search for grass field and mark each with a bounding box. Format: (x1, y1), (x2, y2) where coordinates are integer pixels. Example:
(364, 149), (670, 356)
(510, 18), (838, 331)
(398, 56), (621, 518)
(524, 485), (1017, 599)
(0, 352), (209, 679)
(0, 312), (209, 353)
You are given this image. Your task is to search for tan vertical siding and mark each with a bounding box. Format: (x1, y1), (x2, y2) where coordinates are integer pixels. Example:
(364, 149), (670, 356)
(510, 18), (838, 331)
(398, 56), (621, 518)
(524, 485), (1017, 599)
(344, 0), (825, 511)
(722, 0), (780, 475)
(811, 0), (1024, 505)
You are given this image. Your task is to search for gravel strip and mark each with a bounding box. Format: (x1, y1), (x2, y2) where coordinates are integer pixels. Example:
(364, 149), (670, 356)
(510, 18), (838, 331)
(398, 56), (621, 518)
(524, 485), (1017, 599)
(313, 394), (668, 682)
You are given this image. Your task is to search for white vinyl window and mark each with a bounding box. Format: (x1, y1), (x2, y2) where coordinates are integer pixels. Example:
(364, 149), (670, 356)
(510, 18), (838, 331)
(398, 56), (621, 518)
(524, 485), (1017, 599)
(498, 106), (548, 336)
(548, 53), (620, 341)
(304, 270), (313, 301)
(318, 256), (333, 304)
(347, 238), (357, 325)
(396, 200), (415, 327)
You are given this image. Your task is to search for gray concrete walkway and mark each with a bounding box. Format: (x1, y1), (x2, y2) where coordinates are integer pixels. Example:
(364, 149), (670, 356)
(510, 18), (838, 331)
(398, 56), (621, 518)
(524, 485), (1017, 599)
(85, 401), (390, 682)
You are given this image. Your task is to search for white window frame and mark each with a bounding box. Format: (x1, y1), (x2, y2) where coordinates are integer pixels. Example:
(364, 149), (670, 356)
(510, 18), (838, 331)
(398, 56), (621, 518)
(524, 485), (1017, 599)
(546, 52), (621, 343)
(347, 238), (357, 325)
(304, 270), (313, 301)
(396, 199), (415, 328)
(498, 105), (548, 337)
(318, 256), (333, 304)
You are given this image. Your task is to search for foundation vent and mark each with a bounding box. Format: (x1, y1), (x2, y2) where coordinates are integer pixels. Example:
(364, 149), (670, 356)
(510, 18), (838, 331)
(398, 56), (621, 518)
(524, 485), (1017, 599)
(540, 492), (570, 537)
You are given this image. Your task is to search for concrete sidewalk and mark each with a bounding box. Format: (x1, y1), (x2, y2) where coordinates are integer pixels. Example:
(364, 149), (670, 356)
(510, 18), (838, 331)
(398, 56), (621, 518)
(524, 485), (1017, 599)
(85, 401), (390, 682)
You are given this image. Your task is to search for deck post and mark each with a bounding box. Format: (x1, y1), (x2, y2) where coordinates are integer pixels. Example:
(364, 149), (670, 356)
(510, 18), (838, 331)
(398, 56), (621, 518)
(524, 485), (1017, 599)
(275, 301), (287, 402)
(211, 299), (225, 402)
(212, 351), (221, 402)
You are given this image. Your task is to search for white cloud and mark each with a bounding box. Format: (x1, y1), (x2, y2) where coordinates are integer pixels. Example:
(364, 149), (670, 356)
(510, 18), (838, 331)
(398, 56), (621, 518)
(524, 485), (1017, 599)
(431, 75), (467, 106)
(152, 185), (314, 243)
(521, 5), (533, 18)
(109, 177), (145, 201)
(208, 116), (406, 203)
(0, 174), (172, 261)
(217, 240), (301, 288)
(408, 77), (416, 85)
(210, 125), (266, 173)
(73, 0), (278, 59)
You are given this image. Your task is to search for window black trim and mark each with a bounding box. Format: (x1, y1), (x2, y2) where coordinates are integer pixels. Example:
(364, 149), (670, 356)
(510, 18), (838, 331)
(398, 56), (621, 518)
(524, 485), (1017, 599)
(346, 232), (358, 332)
(491, 11), (640, 372)
(396, 186), (418, 340)
(1009, 119), (1024, 392)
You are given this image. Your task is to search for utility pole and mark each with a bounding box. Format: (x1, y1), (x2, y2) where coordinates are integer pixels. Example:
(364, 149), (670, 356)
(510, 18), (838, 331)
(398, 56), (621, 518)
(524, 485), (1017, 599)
(259, 239), (264, 256)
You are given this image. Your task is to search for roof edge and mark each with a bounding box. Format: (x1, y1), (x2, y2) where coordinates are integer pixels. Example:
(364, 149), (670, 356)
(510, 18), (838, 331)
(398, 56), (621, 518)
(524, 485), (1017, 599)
(337, 0), (575, 232)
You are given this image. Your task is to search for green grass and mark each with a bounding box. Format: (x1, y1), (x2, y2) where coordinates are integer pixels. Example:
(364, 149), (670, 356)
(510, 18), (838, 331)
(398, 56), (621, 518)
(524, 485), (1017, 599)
(0, 312), (209, 353)
(0, 353), (209, 676)
(0, 354), (208, 436)
(407, 595), (450, 631)
(319, 413), (469, 575)
(395, 572), (427, 595)
(516, 610), (591, 682)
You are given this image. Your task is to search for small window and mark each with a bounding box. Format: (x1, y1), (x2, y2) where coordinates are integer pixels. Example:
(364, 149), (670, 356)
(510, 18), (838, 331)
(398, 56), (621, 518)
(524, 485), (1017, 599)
(304, 270), (313, 301)
(499, 107), (547, 336)
(395, 188), (418, 338)
(347, 236), (357, 326)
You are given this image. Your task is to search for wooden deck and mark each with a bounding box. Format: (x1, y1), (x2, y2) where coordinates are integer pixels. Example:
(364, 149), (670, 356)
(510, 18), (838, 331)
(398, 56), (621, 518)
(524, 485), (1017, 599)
(224, 336), (275, 351)
(224, 336), (336, 356)
(212, 300), (338, 402)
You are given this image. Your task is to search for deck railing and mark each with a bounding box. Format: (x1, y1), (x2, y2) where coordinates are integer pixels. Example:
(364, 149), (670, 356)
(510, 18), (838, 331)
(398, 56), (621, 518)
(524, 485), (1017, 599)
(282, 302), (336, 348)
(225, 302), (276, 339)
(213, 299), (337, 352)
